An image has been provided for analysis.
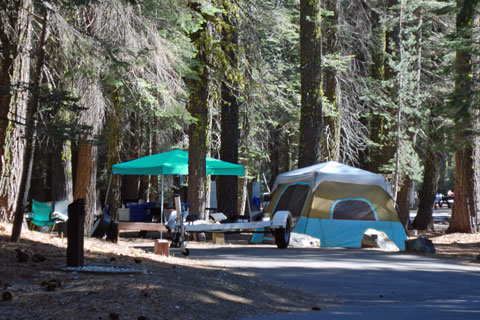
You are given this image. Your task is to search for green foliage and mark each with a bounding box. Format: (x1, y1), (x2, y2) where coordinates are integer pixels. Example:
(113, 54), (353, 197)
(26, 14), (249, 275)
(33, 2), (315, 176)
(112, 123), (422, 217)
(358, 0), (457, 186)
(15, 0), (479, 204)
(237, 0), (300, 173)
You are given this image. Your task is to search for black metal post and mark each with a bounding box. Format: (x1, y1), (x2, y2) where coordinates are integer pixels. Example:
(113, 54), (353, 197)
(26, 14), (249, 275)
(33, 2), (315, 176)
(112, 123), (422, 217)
(67, 199), (86, 267)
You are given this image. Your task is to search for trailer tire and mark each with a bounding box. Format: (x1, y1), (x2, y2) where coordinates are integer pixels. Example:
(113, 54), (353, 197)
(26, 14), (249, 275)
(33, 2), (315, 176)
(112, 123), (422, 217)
(274, 219), (291, 249)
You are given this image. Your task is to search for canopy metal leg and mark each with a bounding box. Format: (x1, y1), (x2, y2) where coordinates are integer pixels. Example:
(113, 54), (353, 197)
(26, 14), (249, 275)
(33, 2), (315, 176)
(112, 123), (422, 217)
(160, 175), (164, 239)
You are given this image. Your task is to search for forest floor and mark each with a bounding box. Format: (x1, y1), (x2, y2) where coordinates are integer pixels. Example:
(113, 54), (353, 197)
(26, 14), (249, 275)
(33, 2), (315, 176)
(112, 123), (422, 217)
(0, 222), (337, 320)
(1, 221), (479, 320)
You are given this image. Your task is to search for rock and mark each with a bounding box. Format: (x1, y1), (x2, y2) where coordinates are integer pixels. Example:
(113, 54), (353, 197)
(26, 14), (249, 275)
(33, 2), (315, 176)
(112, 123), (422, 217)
(49, 279), (61, 288)
(2, 291), (13, 301)
(361, 229), (399, 251)
(46, 283), (58, 292)
(32, 253), (46, 263)
(42, 279), (61, 291)
(109, 312), (120, 320)
(405, 237), (435, 253)
(289, 233), (321, 248)
(15, 249), (29, 263)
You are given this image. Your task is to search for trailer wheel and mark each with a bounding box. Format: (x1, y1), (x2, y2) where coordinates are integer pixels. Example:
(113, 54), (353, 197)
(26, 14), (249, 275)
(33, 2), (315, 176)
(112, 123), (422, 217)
(274, 219), (291, 249)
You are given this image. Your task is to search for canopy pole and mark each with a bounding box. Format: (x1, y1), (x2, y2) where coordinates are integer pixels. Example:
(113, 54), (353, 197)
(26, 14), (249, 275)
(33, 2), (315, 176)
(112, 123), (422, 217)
(104, 173), (113, 208)
(160, 175), (164, 239)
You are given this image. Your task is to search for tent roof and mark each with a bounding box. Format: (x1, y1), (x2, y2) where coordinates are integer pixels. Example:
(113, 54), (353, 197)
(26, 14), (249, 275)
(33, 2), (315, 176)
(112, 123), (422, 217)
(273, 161), (392, 195)
(112, 149), (244, 176)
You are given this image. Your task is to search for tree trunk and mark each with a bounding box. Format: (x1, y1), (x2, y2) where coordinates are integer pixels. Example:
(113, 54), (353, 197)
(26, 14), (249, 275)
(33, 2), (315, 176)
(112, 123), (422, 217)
(0, 1), (20, 185)
(106, 91), (122, 219)
(123, 111), (140, 201)
(217, 88), (239, 219)
(474, 112), (480, 229)
(149, 117), (159, 203)
(73, 77), (106, 233)
(392, 0), (406, 201)
(51, 142), (73, 202)
(378, 0), (399, 173)
(74, 140), (98, 233)
(217, 3), (240, 221)
(447, 0), (477, 234)
(396, 175), (411, 231)
(187, 2), (210, 220)
(413, 141), (442, 230)
(283, 131), (292, 172)
(11, 0), (43, 242)
(358, 0), (387, 173)
(473, 12), (480, 229)
(0, 0), (33, 223)
(298, 0), (323, 168)
(448, 147), (475, 233)
(268, 125), (281, 187)
(322, 0), (341, 162)
(188, 89), (208, 219)
(30, 141), (49, 201)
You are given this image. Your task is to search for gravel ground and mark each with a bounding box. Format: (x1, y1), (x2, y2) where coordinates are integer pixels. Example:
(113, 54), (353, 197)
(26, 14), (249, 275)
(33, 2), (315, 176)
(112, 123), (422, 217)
(0, 223), (335, 320)
(1, 221), (479, 320)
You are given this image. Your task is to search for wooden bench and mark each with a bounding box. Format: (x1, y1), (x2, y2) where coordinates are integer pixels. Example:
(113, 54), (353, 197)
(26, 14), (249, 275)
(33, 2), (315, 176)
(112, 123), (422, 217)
(114, 222), (168, 242)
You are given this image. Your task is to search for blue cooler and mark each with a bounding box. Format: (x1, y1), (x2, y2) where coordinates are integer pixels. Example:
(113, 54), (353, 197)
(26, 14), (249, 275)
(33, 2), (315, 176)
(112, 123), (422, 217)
(129, 202), (157, 222)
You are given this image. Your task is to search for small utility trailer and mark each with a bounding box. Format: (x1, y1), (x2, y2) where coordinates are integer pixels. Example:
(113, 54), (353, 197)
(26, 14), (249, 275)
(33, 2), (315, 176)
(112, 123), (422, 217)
(168, 196), (292, 256)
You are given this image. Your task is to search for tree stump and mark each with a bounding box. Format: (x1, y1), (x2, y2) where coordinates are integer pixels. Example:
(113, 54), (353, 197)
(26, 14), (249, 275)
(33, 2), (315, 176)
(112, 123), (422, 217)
(154, 239), (169, 256)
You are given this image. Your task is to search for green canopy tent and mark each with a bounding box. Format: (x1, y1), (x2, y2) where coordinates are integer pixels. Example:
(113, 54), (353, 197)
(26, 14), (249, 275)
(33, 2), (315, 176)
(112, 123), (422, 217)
(112, 149), (245, 176)
(107, 149), (245, 225)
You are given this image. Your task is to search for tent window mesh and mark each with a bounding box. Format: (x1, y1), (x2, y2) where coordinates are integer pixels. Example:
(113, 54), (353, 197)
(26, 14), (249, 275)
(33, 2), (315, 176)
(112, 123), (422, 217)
(274, 184), (310, 218)
(332, 200), (376, 221)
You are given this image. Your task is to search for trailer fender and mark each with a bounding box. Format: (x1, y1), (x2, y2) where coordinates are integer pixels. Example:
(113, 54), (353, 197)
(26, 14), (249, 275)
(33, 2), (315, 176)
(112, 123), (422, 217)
(271, 210), (292, 229)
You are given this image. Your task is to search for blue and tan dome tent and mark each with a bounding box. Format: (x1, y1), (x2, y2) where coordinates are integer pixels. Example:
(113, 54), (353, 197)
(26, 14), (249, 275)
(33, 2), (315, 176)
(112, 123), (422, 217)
(260, 161), (407, 250)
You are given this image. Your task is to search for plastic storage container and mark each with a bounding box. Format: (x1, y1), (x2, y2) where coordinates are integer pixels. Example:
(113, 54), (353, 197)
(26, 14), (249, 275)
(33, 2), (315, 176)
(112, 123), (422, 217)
(128, 202), (157, 222)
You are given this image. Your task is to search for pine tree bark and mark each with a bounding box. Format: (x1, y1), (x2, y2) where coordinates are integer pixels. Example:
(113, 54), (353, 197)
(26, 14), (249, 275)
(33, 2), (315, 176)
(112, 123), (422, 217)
(358, 1), (386, 172)
(323, 0), (341, 161)
(149, 117), (159, 203)
(413, 141), (442, 230)
(123, 111), (141, 201)
(0, 1), (19, 182)
(473, 12), (480, 228)
(217, 1), (239, 221)
(10, 0), (45, 242)
(73, 78), (106, 233)
(298, 0), (323, 168)
(379, 0), (399, 171)
(0, 0), (33, 223)
(447, 0), (478, 234)
(50, 142), (73, 202)
(74, 140), (98, 233)
(106, 91), (122, 219)
(188, 86), (208, 220)
(268, 126), (281, 187)
(396, 175), (411, 231)
(187, 1), (210, 220)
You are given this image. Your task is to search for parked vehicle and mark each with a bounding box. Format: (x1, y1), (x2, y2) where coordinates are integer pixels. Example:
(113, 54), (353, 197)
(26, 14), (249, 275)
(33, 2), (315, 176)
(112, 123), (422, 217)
(438, 196), (454, 209)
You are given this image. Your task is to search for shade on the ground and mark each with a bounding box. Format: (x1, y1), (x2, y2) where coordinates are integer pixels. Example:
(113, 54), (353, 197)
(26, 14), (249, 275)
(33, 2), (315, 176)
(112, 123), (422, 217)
(111, 149), (244, 176)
